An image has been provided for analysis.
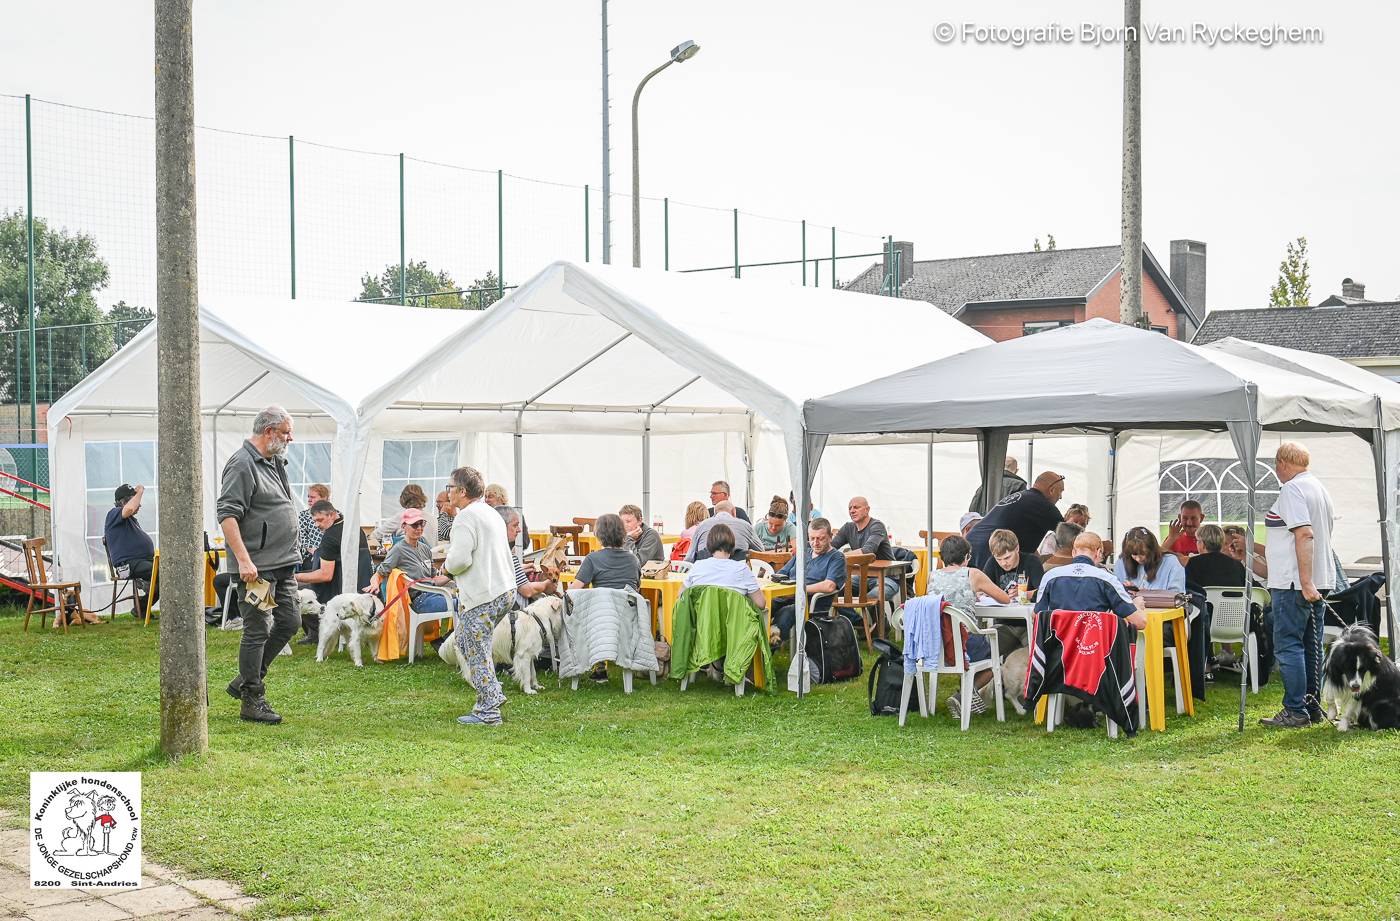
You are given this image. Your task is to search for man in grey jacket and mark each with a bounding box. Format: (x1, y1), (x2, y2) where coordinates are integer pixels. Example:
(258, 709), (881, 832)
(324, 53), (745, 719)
(218, 406), (301, 724)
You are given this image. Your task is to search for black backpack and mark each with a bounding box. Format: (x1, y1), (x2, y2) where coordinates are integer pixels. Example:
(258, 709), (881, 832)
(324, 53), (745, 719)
(803, 614), (862, 684)
(867, 638), (905, 715)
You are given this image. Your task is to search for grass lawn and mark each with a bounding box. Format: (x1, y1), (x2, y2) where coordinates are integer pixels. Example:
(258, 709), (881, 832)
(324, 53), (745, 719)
(2, 612), (1398, 921)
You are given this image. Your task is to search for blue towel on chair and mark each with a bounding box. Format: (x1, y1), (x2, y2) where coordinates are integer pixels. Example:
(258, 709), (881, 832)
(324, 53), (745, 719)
(902, 594), (944, 675)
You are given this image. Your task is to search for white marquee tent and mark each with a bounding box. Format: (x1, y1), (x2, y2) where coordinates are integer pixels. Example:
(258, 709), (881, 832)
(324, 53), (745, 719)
(47, 261), (990, 603)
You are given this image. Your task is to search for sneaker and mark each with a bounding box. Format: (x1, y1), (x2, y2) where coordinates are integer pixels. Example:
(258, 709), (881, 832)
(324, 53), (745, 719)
(1259, 709), (1311, 729)
(222, 617), (243, 631)
(945, 690), (987, 720)
(457, 714), (502, 726)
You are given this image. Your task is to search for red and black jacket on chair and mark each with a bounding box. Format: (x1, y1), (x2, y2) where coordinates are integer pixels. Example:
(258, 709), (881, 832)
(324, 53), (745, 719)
(1025, 608), (1139, 735)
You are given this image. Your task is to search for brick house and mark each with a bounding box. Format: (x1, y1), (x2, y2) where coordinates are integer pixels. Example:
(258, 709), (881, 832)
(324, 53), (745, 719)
(1193, 278), (1400, 382)
(843, 240), (1203, 341)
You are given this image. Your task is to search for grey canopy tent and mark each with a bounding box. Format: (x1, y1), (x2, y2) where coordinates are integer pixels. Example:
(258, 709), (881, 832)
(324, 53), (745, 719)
(802, 318), (1389, 727)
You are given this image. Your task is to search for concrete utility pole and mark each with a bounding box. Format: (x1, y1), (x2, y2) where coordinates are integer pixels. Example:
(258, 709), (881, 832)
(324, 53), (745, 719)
(155, 0), (207, 758)
(1119, 0), (1144, 327)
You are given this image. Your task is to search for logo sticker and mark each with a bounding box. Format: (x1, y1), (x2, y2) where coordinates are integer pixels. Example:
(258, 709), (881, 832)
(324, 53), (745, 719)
(30, 772), (141, 890)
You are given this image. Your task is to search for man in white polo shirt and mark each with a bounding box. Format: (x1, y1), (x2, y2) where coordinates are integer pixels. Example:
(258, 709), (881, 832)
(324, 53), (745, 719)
(1259, 442), (1336, 729)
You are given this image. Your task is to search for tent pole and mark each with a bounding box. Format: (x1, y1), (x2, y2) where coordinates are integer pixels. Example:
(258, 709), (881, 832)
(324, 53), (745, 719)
(926, 434), (934, 551)
(1026, 435), (1034, 482)
(1372, 401), (1397, 651)
(642, 417), (652, 526)
(513, 410), (524, 508)
(744, 412), (756, 520)
(1237, 394), (1260, 733)
(796, 438), (810, 698)
(1107, 432), (1119, 559)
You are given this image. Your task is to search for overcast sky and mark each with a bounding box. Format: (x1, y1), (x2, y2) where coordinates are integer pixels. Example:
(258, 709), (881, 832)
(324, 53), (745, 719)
(2, 0), (1395, 311)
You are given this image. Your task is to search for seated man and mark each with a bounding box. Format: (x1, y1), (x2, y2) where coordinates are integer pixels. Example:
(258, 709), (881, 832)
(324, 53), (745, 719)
(435, 489), (457, 544)
(1041, 521), (1083, 571)
(365, 508), (454, 617)
(685, 501), (761, 563)
(483, 483), (530, 558)
(707, 480), (750, 522)
(1034, 531), (1148, 631)
(832, 496), (898, 600)
(104, 484), (157, 618)
(619, 503), (664, 565)
(980, 528), (1045, 598)
(682, 523), (766, 611)
(1162, 499), (1204, 560)
(958, 512), (982, 538)
(769, 518), (847, 646)
(497, 506), (556, 608)
(1037, 503), (1089, 556)
(295, 499), (372, 641)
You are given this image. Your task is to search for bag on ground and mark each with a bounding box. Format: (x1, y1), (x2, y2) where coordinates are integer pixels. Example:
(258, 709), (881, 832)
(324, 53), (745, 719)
(802, 614), (862, 684)
(867, 637), (905, 715)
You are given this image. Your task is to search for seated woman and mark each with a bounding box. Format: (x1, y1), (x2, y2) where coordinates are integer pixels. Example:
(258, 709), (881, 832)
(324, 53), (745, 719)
(572, 512), (640, 683)
(683, 523), (766, 610)
(365, 508), (453, 615)
(926, 533), (1011, 717)
(370, 484), (430, 548)
(1115, 527), (1186, 593)
(752, 497), (797, 552)
(671, 501), (710, 561)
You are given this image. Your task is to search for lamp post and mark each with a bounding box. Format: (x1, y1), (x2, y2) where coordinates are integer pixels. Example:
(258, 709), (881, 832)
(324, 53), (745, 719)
(632, 39), (699, 268)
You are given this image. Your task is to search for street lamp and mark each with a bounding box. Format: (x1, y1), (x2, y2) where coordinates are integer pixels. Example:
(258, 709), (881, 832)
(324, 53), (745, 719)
(632, 39), (700, 268)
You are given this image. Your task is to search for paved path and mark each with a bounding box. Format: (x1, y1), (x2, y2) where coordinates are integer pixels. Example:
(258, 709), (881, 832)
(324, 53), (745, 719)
(0, 811), (261, 921)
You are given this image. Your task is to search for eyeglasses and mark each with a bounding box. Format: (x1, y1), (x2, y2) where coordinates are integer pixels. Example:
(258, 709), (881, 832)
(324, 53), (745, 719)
(405, 521), (426, 529)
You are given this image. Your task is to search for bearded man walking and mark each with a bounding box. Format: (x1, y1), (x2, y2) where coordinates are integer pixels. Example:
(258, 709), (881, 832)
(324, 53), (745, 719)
(218, 406), (302, 724)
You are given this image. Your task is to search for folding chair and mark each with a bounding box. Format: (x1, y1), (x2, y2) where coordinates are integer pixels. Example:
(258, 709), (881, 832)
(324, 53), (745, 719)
(102, 538), (138, 622)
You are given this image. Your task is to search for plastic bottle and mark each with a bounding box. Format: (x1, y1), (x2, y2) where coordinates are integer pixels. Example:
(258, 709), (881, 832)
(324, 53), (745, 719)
(1017, 573), (1029, 605)
(653, 515), (664, 534)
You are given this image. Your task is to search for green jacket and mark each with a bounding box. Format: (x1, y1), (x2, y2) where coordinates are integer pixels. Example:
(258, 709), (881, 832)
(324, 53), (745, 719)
(669, 584), (773, 690)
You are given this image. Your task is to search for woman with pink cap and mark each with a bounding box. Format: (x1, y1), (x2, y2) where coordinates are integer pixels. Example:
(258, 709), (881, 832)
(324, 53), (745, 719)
(365, 507), (452, 616)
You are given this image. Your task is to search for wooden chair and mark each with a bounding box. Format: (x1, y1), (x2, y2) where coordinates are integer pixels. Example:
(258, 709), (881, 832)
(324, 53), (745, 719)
(22, 537), (89, 633)
(571, 517), (597, 532)
(102, 537), (138, 622)
(550, 524), (584, 556)
(919, 530), (959, 543)
(748, 550), (793, 571)
(830, 552), (891, 653)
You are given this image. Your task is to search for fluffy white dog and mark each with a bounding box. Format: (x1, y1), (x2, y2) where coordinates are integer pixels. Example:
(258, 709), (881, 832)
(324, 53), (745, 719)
(317, 592), (385, 667)
(441, 595), (563, 694)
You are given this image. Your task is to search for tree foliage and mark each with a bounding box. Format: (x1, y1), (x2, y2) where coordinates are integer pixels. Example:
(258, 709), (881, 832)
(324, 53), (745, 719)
(0, 210), (148, 405)
(358, 261), (501, 310)
(1268, 236), (1311, 308)
(1032, 234), (1057, 252)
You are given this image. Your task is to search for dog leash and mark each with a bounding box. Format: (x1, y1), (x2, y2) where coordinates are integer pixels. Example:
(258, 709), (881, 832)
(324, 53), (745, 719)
(381, 576), (440, 622)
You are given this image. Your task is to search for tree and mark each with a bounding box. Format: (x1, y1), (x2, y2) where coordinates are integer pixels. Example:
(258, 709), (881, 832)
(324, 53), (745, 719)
(1033, 235), (1057, 252)
(0, 210), (113, 405)
(109, 300), (156, 349)
(465, 270), (503, 310)
(358, 260), (464, 308)
(1269, 236), (1311, 308)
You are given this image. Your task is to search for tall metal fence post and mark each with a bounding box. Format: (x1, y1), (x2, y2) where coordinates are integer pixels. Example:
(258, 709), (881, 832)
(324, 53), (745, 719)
(288, 135), (297, 298)
(584, 184), (590, 262)
(732, 208), (739, 279)
(398, 152), (406, 305)
(45, 332), (52, 404)
(24, 94), (37, 444)
(801, 219), (807, 286)
(830, 226), (836, 289)
(497, 169), (504, 299)
(663, 197), (669, 271)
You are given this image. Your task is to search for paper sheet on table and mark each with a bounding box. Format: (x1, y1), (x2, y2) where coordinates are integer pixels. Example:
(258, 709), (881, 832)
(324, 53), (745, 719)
(975, 594), (1005, 607)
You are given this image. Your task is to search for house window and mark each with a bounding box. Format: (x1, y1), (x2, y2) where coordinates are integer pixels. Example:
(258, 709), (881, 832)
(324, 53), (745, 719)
(85, 441), (158, 584)
(285, 441), (332, 502)
(1023, 320), (1072, 336)
(380, 439), (459, 521)
(1151, 325), (1169, 335)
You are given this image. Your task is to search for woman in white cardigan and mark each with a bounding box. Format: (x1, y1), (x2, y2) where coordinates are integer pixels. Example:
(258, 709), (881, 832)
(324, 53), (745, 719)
(444, 466), (517, 726)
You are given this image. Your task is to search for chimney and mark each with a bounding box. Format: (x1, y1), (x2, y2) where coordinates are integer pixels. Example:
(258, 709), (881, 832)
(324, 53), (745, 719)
(1169, 239), (1207, 321)
(1341, 277), (1366, 300)
(884, 240), (914, 292)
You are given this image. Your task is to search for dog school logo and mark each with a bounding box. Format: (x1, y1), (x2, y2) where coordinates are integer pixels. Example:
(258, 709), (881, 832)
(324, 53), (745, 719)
(30, 772), (141, 889)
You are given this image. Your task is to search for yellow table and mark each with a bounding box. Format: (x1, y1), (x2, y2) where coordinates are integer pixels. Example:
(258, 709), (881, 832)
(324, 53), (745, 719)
(529, 531), (551, 551)
(145, 547), (221, 624)
(558, 570), (684, 641)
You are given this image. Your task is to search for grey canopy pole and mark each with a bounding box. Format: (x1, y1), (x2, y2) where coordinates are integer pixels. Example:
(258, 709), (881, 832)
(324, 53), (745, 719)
(1106, 432), (1119, 558)
(513, 410), (524, 508)
(744, 411), (756, 520)
(1233, 387), (1261, 733)
(926, 434), (935, 550)
(795, 437), (811, 698)
(1371, 398), (1398, 649)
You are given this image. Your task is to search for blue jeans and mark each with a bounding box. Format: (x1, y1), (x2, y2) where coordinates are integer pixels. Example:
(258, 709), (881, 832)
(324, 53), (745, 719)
(1270, 588), (1324, 716)
(412, 591), (450, 615)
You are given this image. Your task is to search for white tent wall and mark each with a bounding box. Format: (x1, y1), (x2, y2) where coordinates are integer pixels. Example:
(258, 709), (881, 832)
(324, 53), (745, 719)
(1116, 430), (1383, 564)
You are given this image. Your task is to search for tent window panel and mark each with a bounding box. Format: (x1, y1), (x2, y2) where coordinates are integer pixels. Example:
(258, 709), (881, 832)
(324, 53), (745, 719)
(286, 441), (332, 498)
(83, 440), (159, 585)
(1158, 458), (1280, 527)
(381, 438), (459, 518)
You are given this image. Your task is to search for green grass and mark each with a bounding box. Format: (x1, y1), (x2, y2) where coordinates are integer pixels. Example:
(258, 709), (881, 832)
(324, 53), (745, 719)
(3, 612), (1398, 921)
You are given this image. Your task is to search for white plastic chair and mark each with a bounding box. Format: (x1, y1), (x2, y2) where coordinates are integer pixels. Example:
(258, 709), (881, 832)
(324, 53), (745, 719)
(407, 582), (458, 663)
(1044, 693), (1123, 738)
(897, 604), (1005, 731)
(669, 560), (692, 574)
(749, 559), (775, 580)
(1206, 586), (1258, 694)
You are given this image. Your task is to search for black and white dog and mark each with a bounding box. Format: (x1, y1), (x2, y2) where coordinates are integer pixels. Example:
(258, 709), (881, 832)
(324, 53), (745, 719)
(1322, 624), (1400, 731)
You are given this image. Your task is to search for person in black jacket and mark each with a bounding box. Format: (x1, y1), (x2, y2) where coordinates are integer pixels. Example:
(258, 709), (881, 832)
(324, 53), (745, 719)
(968, 456), (1027, 513)
(967, 471), (1066, 570)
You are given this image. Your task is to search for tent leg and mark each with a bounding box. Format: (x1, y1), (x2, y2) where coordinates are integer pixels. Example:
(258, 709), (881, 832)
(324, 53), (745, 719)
(1027, 435), (1034, 482)
(513, 411), (524, 507)
(926, 435), (934, 552)
(1371, 415), (1397, 652)
(1107, 432), (1119, 559)
(642, 420), (652, 526)
(796, 439), (811, 699)
(744, 412), (756, 520)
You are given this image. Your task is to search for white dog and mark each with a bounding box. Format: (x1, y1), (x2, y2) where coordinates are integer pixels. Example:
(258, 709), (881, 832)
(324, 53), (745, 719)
(441, 595), (563, 694)
(317, 592), (385, 667)
(996, 647), (1032, 716)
